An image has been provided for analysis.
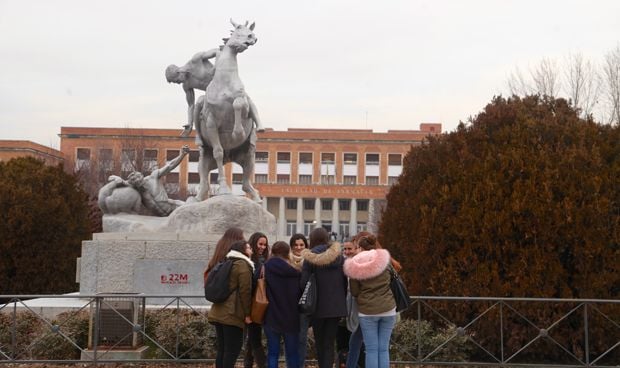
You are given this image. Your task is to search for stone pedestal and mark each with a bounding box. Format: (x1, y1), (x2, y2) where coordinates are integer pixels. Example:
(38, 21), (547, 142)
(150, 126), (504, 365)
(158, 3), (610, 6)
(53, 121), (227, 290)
(79, 195), (277, 304)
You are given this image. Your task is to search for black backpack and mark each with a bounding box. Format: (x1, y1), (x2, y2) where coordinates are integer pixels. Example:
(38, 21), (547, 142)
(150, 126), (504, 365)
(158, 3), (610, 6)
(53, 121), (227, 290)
(204, 259), (235, 303)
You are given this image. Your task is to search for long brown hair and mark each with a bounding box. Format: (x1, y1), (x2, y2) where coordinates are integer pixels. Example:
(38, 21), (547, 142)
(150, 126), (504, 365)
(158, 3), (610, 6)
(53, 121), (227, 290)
(204, 227), (245, 282)
(248, 232), (269, 263)
(353, 231), (402, 272)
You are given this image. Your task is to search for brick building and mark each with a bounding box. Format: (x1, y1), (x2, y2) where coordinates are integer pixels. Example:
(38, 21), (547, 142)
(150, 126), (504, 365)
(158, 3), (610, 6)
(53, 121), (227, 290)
(0, 140), (64, 166)
(59, 124), (441, 240)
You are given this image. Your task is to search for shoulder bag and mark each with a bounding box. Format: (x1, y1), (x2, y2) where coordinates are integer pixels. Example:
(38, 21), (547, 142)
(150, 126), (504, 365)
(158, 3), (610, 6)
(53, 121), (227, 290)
(250, 265), (269, 324)
(388, 265), (411, 313)
(298, 269), (317, 315)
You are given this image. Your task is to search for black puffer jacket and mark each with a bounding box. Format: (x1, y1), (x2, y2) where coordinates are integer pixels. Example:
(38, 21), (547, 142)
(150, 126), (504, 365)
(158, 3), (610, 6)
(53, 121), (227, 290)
(300, 242), (347, 319)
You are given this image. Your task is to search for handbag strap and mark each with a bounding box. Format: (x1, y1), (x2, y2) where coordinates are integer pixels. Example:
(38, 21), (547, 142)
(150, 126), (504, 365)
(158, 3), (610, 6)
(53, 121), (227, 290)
(387, 264), (398, 280)
(259, 265), (265, 279)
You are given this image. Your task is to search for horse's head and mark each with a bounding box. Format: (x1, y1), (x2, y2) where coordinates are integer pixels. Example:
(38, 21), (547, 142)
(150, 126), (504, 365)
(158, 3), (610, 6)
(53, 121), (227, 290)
(224, 19), (257, 53)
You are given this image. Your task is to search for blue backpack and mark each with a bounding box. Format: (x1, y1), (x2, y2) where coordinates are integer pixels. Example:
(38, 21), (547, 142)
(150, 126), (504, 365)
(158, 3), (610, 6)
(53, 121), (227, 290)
(204, 259), (235, 303)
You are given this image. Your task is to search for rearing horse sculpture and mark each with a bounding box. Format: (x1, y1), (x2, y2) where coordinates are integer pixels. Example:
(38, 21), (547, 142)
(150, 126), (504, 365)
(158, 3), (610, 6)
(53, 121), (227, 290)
(194, 19), (263, 202)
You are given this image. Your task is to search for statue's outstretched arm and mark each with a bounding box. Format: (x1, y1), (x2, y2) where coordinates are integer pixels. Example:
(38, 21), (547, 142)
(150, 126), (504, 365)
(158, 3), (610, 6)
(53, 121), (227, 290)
(191, 48), (219, 63)
(156, 145), (190, 178)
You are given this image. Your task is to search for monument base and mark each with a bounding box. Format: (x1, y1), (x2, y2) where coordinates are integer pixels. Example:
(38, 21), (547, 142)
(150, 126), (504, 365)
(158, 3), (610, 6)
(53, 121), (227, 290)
(79, 195), (277, 303)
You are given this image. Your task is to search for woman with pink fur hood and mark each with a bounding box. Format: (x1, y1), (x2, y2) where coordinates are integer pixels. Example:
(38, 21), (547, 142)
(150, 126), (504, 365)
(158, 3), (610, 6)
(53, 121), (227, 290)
(343, 234), (396, 368)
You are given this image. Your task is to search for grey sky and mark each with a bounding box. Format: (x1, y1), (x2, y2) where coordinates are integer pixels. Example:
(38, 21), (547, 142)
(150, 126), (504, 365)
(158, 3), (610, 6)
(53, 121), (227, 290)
(1, 0), (619, 147)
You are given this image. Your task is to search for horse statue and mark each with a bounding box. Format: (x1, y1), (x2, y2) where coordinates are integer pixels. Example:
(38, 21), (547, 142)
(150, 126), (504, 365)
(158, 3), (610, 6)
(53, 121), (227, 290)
(194, 19), (263, 202)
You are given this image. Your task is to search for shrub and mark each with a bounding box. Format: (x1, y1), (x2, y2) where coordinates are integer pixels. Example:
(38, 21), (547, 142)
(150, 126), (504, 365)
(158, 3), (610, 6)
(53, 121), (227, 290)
(30, 310), (89, 360)
(146, 309), (215, 359)
(390, 318), (472, 362)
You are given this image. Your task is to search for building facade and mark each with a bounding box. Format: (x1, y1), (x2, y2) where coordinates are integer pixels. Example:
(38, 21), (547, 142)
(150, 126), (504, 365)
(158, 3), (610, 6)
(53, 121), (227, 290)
(59, 124), (441, 240)
(0, 140), (64, 166)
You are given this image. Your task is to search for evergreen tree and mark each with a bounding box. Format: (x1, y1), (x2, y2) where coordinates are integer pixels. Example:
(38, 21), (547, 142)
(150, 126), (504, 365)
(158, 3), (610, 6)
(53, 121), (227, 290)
(380, 95), (620, 361)
(381, 95), (620, 299)
(0, 157), (91, 294)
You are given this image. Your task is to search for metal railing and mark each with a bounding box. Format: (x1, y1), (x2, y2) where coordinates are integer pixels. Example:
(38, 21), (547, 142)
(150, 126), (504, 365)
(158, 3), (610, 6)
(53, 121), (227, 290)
(0, 294), (619, 366)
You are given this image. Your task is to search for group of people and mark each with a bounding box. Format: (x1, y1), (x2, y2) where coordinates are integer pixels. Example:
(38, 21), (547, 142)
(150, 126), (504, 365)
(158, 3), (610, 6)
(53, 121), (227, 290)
(205, 226), (401, 368)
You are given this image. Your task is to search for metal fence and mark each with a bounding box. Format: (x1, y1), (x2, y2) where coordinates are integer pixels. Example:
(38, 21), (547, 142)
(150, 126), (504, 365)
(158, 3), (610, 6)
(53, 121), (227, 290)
(0, 294), (619, 367)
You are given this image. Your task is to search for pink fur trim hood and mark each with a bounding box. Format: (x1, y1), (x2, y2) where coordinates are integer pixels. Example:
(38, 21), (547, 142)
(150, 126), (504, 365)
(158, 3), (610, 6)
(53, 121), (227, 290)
(343, 249), (391, 280)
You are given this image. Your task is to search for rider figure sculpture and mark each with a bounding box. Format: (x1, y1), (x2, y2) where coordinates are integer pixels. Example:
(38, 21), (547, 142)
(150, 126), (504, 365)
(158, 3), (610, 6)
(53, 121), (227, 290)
(166, 49), (265, 141)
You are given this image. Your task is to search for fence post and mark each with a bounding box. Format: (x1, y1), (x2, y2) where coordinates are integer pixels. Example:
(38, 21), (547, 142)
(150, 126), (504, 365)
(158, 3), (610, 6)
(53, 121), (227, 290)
(584, 303), (589, 366)
(11, 299), (16, 361)
(93, 296), (100, 367)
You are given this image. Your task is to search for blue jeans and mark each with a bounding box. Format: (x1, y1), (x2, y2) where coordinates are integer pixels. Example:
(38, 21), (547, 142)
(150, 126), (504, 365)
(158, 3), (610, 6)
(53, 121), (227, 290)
(358, 315), (396, 368)
(346, 327), (363, 368)
(298, 313), (310, 367)
(264, 325), (300, 368)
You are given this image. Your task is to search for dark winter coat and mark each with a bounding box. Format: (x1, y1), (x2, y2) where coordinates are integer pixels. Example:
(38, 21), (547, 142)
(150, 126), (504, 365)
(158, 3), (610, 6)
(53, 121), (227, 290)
(264, 256), (302, 334)
(300, 242), (347, 319)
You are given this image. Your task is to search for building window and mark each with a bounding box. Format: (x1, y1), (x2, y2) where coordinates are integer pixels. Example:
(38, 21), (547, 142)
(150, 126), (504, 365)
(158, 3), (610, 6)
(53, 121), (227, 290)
(321, 199), (333, 211)
(339, 199), (351, 211)
(232, 173), (243, 184)
(321, 153), (335, 164)
(299, 174), (312, 184)
(277, 174), (290, 184)
(256, 151), (268, 162)
(321, 175), (335, 185)
(165, 172), (180, 195)
(299, 152), (313, 164)
(166, 149), (178, 161)
(388, 153), (402, 166)
(277, 152), (291, 163)
(187, 149), (199, 162)
(144, 149), (158, 173)
(357, 223), (367, 233)
(286, 199), (297, 210)
(121, 149), (136, 173)
(343, 153), (357, 164)
(357, 200), (369, 211)
(339, 224), (350, 240)
(388, 176), (399, 185)
(304, 221), (314, 236)
(99, 148), (113, 161)
(187, 172), (200, 196)
(286, 221), (296, 236)
(343, 175), (357, 185)
(97, 149), (114, 182)
(75, 148), (91, 171)
(188, 172), (200, 184)
(77, 148), (91, 161)
(255, 174), (268, 183)
(366, 153), (380, 165)
(209, 172), (219, 184)
(365, 176), (379, 185)
(304, 199), (315, 210)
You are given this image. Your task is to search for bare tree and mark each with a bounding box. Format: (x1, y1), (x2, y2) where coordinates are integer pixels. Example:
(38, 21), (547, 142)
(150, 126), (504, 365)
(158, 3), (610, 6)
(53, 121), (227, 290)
(508, 58), (561, 98)
(602, 44), (620, 125)
(508, 66), (533, 96)
(563, 52), (601, 117)
(531, 58), (561, 98)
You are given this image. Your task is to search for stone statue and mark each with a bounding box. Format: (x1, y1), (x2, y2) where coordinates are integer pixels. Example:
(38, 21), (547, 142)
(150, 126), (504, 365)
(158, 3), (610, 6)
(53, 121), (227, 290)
(98, 145), (191, 216)
(166, 49), (264, 140)
(193, 19), (263, 202)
